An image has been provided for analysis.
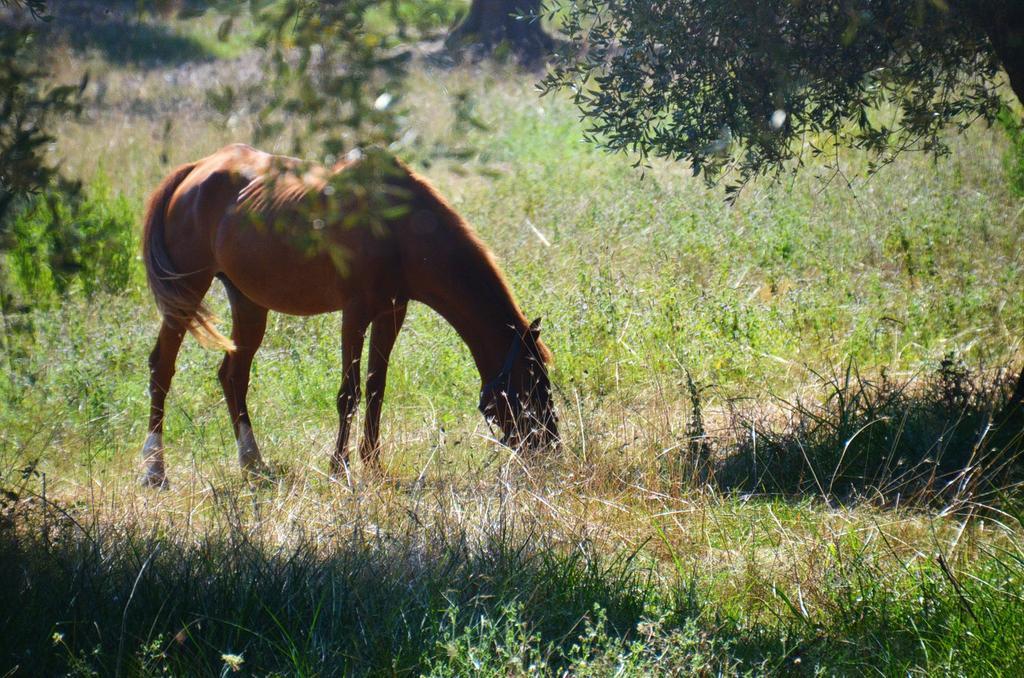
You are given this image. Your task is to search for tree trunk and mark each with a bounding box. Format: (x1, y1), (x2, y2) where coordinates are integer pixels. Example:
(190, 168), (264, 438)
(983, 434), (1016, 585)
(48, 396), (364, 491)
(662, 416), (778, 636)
(969, 2), (1024, 416)
(445, 0), (555, 64)
(978, 3), (1024, 103)
(992, 9), (1024, 415)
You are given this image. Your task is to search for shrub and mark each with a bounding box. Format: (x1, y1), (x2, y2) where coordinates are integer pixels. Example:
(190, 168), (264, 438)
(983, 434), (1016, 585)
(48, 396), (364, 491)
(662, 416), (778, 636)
(1000, 107), (1024, 197)
(4, 174), (135, 307)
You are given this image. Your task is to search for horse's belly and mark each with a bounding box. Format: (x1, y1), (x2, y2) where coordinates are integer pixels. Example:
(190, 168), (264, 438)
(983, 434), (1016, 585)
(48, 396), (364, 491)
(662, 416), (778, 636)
(229, 259), (347, 315)
(214, 222), (351, 315)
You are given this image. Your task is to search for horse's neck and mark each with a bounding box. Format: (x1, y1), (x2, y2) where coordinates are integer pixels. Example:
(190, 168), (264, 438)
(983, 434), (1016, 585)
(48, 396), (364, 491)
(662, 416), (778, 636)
(411, 211), (525, 385)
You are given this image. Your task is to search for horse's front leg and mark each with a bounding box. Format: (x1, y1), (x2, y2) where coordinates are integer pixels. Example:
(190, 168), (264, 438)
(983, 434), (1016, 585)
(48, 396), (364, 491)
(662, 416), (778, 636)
(360, 303), (407, 470)
(332, 308), (369, 477)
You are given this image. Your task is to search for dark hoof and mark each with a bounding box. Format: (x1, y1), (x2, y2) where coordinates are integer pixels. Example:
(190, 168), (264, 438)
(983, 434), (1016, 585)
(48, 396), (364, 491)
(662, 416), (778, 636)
(139, 469), (169, 490)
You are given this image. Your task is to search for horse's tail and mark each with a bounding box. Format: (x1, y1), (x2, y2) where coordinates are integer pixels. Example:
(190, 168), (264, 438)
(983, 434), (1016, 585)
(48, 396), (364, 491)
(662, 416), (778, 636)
(143, 163), (235, 352)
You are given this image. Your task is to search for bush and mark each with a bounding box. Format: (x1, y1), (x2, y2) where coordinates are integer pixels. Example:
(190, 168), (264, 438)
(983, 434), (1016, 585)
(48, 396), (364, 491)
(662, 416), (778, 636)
(4, 174), (135, 307)
(1000, 108), (1024, 197)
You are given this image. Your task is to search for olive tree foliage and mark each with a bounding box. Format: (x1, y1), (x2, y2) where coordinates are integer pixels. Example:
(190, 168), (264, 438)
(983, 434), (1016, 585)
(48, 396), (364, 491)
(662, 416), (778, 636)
(0, 0), (84, 243)
(541, 1), (1019, 194)
(199, 0), (417, 262)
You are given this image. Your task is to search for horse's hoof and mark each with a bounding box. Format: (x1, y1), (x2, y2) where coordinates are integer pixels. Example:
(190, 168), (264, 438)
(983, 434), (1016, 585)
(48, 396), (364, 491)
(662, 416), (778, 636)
(328, 459), (354, 486)
(239, 456), (266, 472)
(237, 423), (266, 475)
(362, 462), (390, 483)
(139, 433), (169, 489)
(139, 470), (169, 490)
(241, 461), (273, 484)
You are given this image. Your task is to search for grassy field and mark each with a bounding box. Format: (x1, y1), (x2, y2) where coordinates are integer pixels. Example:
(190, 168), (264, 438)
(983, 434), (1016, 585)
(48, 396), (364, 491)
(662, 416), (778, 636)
(2, 6), (1024, 676)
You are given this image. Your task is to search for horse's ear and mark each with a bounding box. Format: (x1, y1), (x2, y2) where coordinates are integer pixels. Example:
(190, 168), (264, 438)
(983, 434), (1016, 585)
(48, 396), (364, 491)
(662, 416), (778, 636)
(529, 317), (542, 337)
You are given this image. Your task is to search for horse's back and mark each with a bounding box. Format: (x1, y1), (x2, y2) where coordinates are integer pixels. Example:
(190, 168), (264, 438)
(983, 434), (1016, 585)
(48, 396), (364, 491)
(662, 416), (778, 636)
(162, 144), (270, 251)
(179, 145), (403, 315)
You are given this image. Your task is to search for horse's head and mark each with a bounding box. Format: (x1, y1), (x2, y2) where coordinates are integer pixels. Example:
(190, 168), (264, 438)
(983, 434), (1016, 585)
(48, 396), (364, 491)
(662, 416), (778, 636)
(479, 317), (559, 451)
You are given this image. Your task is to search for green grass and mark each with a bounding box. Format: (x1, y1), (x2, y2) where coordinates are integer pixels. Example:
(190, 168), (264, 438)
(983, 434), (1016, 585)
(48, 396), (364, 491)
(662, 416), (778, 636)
(2, 10), (1024, 675)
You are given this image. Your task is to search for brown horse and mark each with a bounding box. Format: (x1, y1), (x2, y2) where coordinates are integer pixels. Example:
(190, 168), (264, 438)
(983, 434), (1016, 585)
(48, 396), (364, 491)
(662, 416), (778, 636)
(139, 143), (557, 487)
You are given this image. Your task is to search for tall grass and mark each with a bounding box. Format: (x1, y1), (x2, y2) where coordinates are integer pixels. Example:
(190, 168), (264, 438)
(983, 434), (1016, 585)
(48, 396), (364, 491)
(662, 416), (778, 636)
(716, 358), (1024, 507)
(3, 470), (1024, 675)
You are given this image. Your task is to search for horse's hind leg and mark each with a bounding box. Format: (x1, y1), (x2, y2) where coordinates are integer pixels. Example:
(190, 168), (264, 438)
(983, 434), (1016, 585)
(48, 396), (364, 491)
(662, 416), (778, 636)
(142, 271), (217, 488)
(141, 320), (188, 488)
(359, 302), (407, 469)
(218, 278), (269, 474)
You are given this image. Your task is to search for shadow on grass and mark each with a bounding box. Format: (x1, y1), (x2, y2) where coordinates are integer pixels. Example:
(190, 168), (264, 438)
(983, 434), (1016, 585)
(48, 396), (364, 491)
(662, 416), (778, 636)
(713, 358), (1024, 508)
(56, 20), (217, 67)
(0, 499), (741, 676)
(4, 486), (1024, 675)
(2, 2), (222, 68)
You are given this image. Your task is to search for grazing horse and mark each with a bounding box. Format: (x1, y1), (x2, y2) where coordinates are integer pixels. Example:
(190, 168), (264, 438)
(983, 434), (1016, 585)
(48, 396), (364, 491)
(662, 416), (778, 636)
(139, 143), (557, 487)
